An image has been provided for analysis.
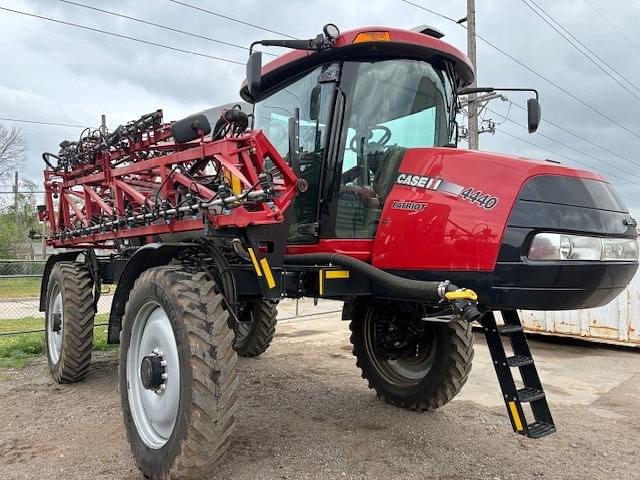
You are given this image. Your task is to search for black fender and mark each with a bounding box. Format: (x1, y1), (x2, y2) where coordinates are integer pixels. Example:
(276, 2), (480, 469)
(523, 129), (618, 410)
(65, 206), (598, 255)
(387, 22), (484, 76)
(107, 243), (188, 344)
(39, 251), (83, 312)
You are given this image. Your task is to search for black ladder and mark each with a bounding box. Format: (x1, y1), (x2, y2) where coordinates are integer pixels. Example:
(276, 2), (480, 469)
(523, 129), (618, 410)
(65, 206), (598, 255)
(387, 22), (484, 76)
(481, 310), (556, 439)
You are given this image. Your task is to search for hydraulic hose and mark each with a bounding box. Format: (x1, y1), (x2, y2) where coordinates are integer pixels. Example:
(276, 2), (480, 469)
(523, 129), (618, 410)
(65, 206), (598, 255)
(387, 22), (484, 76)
(283, 252), (481, 321)
(284, 253), (443, 302)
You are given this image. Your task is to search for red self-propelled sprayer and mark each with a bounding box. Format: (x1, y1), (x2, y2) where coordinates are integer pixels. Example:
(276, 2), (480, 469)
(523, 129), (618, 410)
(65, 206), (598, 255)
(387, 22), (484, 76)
(38, 23), (638, 480)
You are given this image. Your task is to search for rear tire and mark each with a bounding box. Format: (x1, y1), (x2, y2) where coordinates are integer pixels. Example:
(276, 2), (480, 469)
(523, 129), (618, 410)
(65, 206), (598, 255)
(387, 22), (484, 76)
(232, 300), (278, 357)
(120, 266), (238, 479)
(349, 301), (473, 410)
(45, 262), (94, 383)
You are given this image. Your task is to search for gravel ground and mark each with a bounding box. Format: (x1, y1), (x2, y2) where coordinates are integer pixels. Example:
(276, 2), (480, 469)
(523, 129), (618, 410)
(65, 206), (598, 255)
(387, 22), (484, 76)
(0, 314), (638, 480)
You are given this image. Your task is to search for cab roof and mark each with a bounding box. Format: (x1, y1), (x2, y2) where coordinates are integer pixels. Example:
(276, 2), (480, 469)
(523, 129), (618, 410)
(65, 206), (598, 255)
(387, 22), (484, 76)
(240, 26), (475, 102)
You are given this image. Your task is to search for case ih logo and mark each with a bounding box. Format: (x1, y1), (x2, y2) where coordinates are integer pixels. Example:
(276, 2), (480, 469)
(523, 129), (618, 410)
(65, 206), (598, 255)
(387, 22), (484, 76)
(395, 173), (441, 190)
(392, 200), (428, 212)
(395, 173), (464, 196)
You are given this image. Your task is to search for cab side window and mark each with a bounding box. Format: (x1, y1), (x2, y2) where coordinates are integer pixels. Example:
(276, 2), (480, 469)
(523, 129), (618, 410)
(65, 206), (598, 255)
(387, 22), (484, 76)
(253, 66), (336, 242)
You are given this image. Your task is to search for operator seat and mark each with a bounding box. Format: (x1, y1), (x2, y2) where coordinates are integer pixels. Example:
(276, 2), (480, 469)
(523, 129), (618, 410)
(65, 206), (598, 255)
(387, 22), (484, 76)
(372, 145), (407, 203)
(334, 146), (407, 238)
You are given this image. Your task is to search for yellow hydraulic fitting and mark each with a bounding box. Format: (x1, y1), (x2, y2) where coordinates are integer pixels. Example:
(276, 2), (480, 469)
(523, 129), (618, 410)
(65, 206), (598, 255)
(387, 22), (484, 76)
(444, 288), (479, 302)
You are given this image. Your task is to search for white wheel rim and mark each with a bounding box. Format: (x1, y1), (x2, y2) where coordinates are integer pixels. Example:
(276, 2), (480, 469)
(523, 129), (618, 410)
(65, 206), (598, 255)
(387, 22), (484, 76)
(126, 301), (180, 449)
(47, 285), (63, 364)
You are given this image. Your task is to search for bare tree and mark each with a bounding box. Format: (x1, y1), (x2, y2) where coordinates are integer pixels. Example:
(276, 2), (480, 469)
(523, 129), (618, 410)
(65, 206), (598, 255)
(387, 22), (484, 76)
(0, 123), (27, 176)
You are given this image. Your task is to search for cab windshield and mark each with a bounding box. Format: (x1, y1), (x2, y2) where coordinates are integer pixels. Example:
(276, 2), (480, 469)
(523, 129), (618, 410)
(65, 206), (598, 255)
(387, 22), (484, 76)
(342, 59), (455, 172)
(336, 59), (455, 238)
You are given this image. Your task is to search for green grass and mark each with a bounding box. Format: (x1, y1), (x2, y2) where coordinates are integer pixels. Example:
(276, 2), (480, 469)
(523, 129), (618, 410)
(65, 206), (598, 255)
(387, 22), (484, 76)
(0, 276), (42, 299)
(0, 313), (118, 369)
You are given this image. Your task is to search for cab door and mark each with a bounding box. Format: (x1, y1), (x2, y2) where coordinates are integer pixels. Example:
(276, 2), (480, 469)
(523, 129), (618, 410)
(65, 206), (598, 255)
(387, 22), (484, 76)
(252, 64), (339, 243)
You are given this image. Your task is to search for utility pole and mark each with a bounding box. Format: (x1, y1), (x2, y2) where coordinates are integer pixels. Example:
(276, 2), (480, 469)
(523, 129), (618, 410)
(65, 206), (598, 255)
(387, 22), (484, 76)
(466, 0), (479, 150)
(13, 171), (20, 256)
(13, 171), (19, 219)
(100, 114), (108, 136)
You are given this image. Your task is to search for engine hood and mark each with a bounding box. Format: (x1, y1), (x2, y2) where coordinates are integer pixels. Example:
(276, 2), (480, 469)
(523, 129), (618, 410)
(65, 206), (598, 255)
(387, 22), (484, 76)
(371, 147), (631, 272)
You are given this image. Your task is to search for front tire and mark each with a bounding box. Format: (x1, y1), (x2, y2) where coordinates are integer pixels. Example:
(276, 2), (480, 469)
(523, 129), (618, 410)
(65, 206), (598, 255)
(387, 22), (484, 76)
(45, 262), (94, 383)
(120, 266), (238, 479)
(350, 301), (474, 411)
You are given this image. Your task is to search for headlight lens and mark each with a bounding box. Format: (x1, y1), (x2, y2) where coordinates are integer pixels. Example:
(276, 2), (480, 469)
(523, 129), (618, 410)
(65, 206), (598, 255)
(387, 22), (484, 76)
(602, 237), (638, 261)
(528, 233), (638, 261)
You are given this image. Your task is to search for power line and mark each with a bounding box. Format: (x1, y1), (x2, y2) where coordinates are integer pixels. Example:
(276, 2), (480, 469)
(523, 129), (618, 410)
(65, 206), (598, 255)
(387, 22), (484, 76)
(506, 101), (637, 167)
(493, 127), (633, 184)
(401, 0), (640, 141)
(487, 106), (640, 181)
(57, 0), (276, 57)
(0, 116), (87, 128)
(400, 0), (459, 23)
(473, 31), (640, 141)
(0, 6), (245, 66)
(167, 0), (298, 39)
(583, 0), (640, 55)
(520, 0), (640, 100)
(0, 191), (46, 194)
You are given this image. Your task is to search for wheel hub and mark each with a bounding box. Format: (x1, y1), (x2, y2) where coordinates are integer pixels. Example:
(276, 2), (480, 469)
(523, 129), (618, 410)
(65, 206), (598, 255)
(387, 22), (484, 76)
(140, 349), (167, 393)
(127, 303), (180, 449)
(364, 307), (437, 386)
(374, 317), (418, 360)
(52, 312), (62, 333)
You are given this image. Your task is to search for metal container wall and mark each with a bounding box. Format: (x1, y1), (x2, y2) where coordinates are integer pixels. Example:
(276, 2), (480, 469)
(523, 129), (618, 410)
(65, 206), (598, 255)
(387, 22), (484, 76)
(518, 270), (640, 346)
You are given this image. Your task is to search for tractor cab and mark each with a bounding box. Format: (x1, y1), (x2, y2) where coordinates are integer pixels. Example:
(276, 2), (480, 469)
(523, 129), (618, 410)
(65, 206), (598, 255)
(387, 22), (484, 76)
(241, 24), (637, 311)
(242, 25), (475, 243)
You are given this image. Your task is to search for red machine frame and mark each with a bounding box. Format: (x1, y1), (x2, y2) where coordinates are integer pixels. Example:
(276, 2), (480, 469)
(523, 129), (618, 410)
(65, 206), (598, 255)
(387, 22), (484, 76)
(40, 113), (298, 249)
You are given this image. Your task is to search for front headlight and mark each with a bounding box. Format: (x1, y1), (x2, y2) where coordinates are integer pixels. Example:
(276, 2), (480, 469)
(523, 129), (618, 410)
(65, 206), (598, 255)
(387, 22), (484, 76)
(528, 233), (639, 261)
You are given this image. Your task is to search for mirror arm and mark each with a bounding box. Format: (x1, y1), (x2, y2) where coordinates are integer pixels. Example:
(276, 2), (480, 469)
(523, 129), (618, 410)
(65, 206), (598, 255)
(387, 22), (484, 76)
(458, 86), (539, 100)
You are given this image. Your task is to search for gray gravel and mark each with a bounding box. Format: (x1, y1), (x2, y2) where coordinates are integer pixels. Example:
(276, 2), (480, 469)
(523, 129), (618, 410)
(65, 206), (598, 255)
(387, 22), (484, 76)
(0, 314), (638, 479)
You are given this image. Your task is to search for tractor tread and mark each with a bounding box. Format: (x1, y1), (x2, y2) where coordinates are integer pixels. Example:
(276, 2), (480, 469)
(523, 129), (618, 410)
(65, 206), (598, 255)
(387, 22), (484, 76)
(46, 262), (94, 384)
(121, 266), (238, 479)
(350, 305), (474, 411)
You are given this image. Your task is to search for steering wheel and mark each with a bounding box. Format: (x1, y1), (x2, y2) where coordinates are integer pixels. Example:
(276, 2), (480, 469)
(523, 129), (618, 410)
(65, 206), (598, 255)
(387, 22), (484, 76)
(349, 125), (392, 153)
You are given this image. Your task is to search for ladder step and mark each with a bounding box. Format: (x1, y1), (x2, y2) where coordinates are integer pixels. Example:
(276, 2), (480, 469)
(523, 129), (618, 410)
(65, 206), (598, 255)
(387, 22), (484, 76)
(517, 387), (545, 403)
(499, 324), (523, 334)
(527, 421), (556, 439)
(507, 355), (534, 367)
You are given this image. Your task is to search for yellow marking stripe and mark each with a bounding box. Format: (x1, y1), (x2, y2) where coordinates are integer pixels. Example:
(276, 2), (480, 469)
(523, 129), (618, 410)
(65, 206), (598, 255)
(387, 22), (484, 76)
(325, 270), (350, 279)
(259, 258), (276, 289)
(223, 171), (242, 195)
(508, 401), (524, 432)
(319, 269), (324, 296)
(247, 248), (262, 277)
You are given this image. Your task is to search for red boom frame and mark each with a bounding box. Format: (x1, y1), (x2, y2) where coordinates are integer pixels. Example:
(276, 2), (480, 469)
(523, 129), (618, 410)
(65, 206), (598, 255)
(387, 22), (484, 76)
(40, 113), (298, 249)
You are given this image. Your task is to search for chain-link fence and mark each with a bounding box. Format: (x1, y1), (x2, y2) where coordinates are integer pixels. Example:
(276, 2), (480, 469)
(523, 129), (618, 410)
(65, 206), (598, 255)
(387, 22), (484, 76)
(0, 259), (114, 322)
(0, 258), (340, 333)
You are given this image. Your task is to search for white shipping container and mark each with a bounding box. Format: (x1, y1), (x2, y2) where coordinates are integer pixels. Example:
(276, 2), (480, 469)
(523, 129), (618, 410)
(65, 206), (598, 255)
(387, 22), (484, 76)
(518, 270), (640, 347)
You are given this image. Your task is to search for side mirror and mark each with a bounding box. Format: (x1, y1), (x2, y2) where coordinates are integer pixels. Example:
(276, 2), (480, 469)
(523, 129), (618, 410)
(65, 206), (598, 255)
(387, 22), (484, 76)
(309, 85), (321, 121)
(246, 51), (262, 99)
(527, 97), (541, 133)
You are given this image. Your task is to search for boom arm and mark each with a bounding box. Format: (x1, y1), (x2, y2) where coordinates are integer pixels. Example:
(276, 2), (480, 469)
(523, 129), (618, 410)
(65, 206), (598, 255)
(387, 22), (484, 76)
(39, 109), (298, 248)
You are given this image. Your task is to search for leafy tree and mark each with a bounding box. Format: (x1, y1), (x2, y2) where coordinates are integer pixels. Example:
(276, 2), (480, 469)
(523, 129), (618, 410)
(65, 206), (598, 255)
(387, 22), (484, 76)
(0, 179), (40, 259)
(0, 123), (27, 176)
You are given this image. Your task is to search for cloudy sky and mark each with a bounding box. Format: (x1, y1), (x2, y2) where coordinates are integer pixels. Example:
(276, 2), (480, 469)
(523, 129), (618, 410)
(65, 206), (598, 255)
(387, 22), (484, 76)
(1, 0), (639, 216)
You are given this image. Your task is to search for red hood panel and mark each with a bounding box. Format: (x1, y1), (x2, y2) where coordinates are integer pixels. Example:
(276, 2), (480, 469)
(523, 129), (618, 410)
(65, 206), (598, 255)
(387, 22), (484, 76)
(371, 147), (606, 271)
